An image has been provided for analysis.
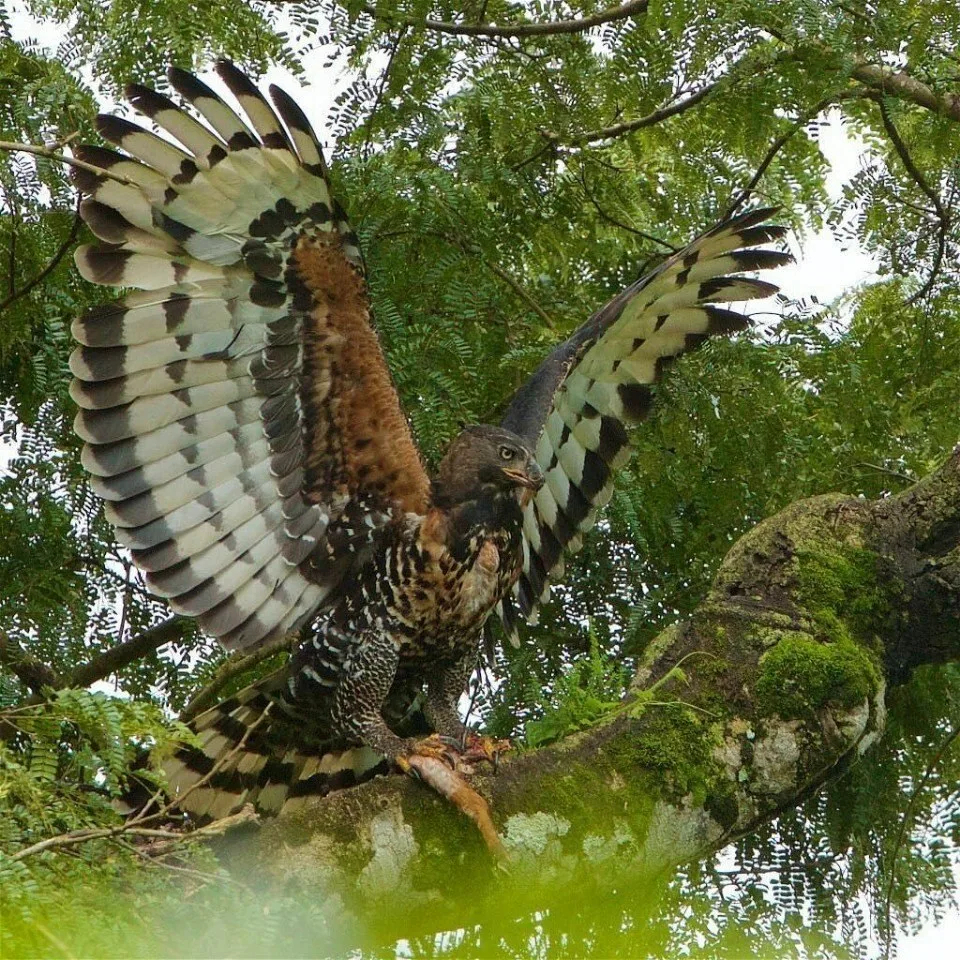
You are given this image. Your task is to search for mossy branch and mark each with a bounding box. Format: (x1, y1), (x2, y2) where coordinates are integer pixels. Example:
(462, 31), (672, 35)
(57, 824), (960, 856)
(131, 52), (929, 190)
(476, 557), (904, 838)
(212, 448), (960, 943)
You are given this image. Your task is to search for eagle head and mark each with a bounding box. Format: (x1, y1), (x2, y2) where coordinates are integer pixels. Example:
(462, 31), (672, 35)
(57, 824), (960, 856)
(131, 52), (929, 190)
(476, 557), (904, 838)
(432, 425), (543, 507)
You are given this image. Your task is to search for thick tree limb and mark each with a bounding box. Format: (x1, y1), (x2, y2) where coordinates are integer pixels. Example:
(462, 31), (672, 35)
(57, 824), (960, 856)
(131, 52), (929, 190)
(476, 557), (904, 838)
(851, 59), (960, 123)
(59, 616), (190, 691)
(355, 1), (649, 39)
(216, 447), (960, 943)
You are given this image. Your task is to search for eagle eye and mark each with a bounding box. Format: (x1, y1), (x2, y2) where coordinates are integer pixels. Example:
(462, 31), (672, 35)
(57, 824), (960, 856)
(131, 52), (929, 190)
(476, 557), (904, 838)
(499, 445), (515, 461)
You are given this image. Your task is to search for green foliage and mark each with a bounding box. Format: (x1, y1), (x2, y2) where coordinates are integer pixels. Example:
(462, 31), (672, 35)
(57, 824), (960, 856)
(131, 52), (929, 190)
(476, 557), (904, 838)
(522, 630), (629, 748)
(1, 0), (960, 955)
(0, 689), (195, 951)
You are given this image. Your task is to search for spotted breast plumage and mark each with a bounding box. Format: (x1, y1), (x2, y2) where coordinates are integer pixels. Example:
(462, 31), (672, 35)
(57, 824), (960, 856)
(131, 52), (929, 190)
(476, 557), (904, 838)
(68, 61), (792, 819)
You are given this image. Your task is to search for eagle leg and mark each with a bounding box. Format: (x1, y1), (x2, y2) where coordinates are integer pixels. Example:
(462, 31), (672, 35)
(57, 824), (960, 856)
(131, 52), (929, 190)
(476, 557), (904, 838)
(329, 637), (508, 856)
(421, 732), (512, 771)
(420, 657), (512, 772)
(458, 733), (513, 772)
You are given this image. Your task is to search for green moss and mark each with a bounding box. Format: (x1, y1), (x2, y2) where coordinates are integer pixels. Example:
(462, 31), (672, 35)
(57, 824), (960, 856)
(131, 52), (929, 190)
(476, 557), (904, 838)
(754, 632), (880, 719)
(604, 706), (716, 802)
(749, 544), (887, 719)
(795, 545), (892, 647)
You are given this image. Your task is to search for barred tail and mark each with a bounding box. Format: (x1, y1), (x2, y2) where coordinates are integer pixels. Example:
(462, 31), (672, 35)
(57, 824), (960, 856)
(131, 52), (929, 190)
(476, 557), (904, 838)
(164, 669), (389, 820)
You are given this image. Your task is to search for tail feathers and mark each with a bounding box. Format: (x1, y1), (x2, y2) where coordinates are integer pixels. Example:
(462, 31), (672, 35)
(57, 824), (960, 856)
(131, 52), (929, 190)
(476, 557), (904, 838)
(164, 671), (388, 821)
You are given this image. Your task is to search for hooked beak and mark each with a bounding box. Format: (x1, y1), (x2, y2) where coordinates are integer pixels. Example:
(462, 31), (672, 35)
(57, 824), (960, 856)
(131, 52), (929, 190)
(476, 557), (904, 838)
(503, 460), (544, 491)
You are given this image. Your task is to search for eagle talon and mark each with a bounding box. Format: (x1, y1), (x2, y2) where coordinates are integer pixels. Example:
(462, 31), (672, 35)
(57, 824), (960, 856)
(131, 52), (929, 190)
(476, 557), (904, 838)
(459, 734), (513, 770)
(395, 755), (421, 780)
(402, 734), (463, 771)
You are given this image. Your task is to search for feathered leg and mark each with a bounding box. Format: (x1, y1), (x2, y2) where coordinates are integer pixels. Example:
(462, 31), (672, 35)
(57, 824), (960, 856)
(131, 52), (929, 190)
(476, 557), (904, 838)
(422, 655), (510, 770)
(330, 635), (505, 856)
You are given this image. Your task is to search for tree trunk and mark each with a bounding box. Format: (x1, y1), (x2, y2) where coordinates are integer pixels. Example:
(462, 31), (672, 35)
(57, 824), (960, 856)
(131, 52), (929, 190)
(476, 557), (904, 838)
(216, 447), (960, 944)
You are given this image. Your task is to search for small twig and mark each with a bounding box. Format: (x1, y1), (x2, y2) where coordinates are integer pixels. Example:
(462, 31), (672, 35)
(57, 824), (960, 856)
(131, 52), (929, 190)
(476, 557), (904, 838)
(578, 163), (679, 251)
(31, 921), (75, 960)
(0, 199), (83, 314)
(6, 194), (17, 297)
(159, 703), (274, 816)
(431, 206), (559, 332)
(363, 27), (409, 159)
(542, 79), (718, 147)
(0, 137), (133, 185)
(475, 248), (557, 330)
(882, 723), (960, 959)
(128, 804), (259, 847)
(876, 97), (951, 305)
(11, 746), (265, 862)
(856, 462), (915, 484)
(12, 824), (193, 861)
(723, 95), (848, 219)
(357, 1), (649, 39)
(179, 633), (295, 721)
(510, 139), (556, 173)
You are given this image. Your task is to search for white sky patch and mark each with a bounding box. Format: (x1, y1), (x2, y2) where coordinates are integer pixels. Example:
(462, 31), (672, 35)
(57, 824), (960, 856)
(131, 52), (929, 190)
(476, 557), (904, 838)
(777, 108), (880, 306)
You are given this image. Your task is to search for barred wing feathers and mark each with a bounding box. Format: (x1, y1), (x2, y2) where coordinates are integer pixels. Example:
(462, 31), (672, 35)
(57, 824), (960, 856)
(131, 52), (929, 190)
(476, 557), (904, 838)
(498, 208), (791, 641)
(70, 62), (430, 653)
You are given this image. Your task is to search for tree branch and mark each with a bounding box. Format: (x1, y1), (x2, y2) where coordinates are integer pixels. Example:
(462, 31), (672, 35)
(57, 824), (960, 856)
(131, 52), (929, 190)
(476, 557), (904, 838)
(874, 96), (951, 305)
(179, 632), (296, 721)
(723, 90), (869, 219)
(0, 137), (134, 185)
(0, 631), (58, 694)
(6, 617), (193, 705)
(356, 1), (649, 39)
(850, 58), (960, 123)
(218, 447), (960, 942)
(0, 200), (83, 314)
(578, 163), (680, 251)
(363, 26), (409, 158)
(59, 616), (191, 692)
(542, 79), (718, 147)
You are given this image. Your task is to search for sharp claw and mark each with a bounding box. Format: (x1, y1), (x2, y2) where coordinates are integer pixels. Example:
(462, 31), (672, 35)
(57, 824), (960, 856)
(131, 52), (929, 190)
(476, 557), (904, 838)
(396, 755), (417, 779)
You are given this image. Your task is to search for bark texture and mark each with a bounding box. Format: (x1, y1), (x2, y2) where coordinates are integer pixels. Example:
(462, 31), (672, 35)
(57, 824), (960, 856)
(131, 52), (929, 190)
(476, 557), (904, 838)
(216, 448), (960, 943)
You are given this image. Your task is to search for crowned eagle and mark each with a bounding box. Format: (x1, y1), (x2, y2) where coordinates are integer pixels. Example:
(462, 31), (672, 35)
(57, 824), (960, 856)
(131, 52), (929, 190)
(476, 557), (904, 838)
(69, 61), (790, 822)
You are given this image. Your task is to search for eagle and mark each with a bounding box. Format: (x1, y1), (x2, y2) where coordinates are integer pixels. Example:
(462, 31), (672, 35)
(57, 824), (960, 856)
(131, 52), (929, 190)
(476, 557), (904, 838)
(69, 61), (790, 825)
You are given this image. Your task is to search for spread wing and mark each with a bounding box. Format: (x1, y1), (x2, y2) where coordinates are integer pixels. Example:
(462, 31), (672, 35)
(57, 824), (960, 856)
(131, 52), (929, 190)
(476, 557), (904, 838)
(496, 208), (792, 642)
(70, 62), (430, 653)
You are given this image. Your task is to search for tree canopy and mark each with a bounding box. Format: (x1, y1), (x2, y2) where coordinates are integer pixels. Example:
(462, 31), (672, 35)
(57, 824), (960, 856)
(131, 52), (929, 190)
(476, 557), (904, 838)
(1, 2), (959, 957)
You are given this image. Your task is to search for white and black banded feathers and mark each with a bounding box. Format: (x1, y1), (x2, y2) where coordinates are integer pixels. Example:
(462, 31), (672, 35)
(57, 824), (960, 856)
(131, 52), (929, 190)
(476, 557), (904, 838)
(496, 209), (791, 641)
(69, 62), (791, 819)
(70, 61), (431, 655)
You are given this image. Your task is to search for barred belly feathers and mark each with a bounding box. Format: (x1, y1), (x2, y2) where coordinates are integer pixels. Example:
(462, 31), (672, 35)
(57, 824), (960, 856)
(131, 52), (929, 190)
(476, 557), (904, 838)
(69, 61), (792, 820)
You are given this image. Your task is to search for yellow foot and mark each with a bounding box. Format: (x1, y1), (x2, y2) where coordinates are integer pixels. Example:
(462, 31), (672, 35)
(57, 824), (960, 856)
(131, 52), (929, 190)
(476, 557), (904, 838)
(400, 733), (512, 775)
(459, 733), (512, 771)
